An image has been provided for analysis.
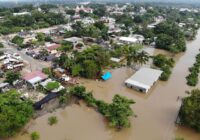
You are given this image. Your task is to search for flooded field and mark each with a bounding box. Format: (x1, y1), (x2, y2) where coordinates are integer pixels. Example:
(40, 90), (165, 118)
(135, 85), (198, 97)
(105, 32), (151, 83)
(8, 30), (200, 140)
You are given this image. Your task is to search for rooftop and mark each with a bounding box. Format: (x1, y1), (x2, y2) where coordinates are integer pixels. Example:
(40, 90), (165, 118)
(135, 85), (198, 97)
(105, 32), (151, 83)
(125, 67), (162, 91)
(23, 71), (48, 85)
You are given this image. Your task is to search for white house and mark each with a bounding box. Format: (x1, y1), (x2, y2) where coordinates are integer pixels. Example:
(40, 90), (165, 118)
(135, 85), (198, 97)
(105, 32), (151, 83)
(125, 67), (162, 93)
(119, 34), (144, 44)
(13, 12), (31, 16)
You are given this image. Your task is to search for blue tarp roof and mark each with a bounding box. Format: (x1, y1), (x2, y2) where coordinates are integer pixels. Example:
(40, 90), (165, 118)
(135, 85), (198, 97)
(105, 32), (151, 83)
(101, 72), (112, 81)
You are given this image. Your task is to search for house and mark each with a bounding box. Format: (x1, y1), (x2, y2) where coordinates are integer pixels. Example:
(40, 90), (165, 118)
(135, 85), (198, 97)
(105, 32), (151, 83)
(75, 5), (93, 13)
(0, 82), (10, 93)
(23, 71), (48, 88)
(125, 67), (162, 93)
(119, 35), (144, 44)
(45, 43), (61, 54)
(63, 37), (84, 50)
(40, 78), (65, 93)
(13, 12), (31, 16)
(76, 17), (95, 25)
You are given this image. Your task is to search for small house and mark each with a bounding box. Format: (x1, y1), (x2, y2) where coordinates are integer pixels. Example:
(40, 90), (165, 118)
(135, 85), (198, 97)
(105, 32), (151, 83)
(23, 71), (48, 88)
(125, 68), (162, 93)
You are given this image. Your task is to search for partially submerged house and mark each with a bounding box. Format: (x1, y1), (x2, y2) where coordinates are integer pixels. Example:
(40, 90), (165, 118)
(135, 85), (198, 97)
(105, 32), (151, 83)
(23, 71), (48, 88)
(119, 35), (144, 44)
(125, 68), (162, 93)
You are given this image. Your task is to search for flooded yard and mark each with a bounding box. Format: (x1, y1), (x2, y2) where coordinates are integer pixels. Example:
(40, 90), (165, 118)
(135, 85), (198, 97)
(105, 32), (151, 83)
(8, 30), (200, 140)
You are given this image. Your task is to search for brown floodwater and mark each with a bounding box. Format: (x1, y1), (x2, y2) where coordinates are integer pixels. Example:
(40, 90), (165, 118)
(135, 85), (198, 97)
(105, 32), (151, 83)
(7, 30), (200, 140)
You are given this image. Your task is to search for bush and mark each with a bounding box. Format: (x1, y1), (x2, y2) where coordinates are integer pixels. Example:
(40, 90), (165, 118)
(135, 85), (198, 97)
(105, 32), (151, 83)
(48, 116), (58, 126)
(31, 132), (40, 140)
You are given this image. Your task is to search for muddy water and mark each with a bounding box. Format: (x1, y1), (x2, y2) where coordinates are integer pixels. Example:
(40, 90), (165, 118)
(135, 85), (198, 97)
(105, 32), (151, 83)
(9, 30), (200, 140)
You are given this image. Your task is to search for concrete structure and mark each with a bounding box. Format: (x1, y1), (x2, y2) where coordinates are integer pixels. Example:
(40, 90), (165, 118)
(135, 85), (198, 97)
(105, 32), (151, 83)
(125, 68), (162, 93)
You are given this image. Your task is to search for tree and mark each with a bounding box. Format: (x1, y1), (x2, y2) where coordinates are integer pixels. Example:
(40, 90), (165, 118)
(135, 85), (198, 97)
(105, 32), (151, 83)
(154, 22), (186, 53)
(153, 54), (175, 81)
(45, 36), (52, 42)
(0, 90), (34, 137)
(179, 89), (200, 132)
(70, 86), (135, 129)
(31, 132), (40, 140)
(72, 64), (82, 76)
(105, 95), (135, 129)
(0, 42), (4, 48)
(11, 35), (24, 47)
(83, 60), (99, 79)
(42, 67), (53, 78)
(66, 9), (75, 15)
(36, 32), (45, 42)
(136, 51), (149, 66)
(93, 5), (106, 17)
(5, 71), (20, 85)
(58, 41), (73, 52)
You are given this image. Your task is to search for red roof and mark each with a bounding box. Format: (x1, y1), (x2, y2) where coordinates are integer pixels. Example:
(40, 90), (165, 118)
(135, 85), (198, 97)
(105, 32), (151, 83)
(23, 71), (48, 81)
(46, 44), (61, 51)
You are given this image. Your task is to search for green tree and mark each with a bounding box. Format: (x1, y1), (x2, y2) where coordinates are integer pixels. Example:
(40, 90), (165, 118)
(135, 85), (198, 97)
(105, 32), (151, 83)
(179, 89), (200, 132)
(5, 71), (21, 85)
(36, 32), (45, 42)
(0, 42), (4, 48)
(11, 35), (24, 47)
(83, 60), (99, 79)
(72, 64), (82, 76)
(0, 90), (34, 137)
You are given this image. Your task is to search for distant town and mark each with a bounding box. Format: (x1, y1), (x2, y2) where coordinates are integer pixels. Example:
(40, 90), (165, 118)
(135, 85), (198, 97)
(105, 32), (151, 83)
(0, 2), (200, 140)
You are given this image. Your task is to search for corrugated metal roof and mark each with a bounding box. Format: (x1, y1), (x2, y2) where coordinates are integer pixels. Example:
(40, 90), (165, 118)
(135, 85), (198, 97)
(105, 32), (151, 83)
(125, 67), (162, 91)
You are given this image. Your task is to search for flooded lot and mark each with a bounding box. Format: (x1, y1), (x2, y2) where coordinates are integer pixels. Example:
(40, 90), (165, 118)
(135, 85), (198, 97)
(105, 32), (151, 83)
(8, 30), (200, 140)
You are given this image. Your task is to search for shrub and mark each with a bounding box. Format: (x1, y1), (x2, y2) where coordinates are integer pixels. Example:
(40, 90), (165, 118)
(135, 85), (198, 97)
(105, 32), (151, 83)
(48, 116), (58, 126)
(31, 132), (40, 140)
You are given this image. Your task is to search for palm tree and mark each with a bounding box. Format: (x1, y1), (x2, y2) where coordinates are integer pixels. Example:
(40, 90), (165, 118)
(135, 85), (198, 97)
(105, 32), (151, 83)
(137, 51), (149, 66)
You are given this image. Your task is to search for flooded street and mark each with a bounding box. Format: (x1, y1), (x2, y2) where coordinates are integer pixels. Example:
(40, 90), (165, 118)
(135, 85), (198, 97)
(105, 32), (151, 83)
(9, 30), (200, 140)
